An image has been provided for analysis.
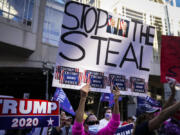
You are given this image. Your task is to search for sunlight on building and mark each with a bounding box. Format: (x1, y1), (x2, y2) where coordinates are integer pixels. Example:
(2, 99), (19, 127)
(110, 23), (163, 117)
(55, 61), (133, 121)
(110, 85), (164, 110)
(0, 0), (17, 19)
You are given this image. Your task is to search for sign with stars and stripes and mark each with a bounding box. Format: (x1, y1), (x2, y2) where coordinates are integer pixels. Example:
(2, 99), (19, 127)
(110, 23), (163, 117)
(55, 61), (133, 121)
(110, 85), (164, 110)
(0, 98), (60, 130)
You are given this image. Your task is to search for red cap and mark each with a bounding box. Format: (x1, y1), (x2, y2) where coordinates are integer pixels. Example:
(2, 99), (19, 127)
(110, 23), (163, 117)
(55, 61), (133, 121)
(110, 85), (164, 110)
(121, 121), (128, 126)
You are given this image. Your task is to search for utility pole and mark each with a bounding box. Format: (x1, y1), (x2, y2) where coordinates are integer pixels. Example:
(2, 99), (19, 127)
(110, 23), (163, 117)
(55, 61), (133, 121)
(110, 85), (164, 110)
(43, 62), (49, 100)
(46, 69), (49, 100)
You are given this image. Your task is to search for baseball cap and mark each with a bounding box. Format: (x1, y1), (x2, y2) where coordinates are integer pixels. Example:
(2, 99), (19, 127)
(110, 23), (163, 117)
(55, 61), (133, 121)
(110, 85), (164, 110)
(136, 104), (160, 117)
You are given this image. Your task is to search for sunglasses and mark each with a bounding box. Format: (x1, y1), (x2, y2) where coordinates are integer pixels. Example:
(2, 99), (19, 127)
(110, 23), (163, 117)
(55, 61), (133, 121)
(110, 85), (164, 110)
(86, 120), (99, 125)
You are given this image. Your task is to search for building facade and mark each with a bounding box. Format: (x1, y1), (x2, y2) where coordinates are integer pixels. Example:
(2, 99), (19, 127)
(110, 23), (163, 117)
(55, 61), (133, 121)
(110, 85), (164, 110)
(0, 0), (54, 99)
(0, 0), (101, 114)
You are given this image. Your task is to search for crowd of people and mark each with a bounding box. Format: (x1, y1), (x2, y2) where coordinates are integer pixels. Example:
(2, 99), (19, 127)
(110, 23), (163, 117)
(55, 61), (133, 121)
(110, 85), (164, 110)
(47, 81), (180, 135)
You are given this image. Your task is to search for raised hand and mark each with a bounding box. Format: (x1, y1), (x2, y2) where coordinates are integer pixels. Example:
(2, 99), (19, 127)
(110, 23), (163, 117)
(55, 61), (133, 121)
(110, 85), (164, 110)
(80, 83), (90, 98)
(170, 82), (176, 96)
(76, 80), (90, 123)
(111, 84), (121, 114)
(112, 85), (121, 101)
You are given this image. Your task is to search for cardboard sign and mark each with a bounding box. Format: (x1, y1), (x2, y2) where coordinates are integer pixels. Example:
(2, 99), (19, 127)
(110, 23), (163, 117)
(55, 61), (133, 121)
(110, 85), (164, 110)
(161, 35), (180, 83)
(115, 124), (133, 135)
(53, 1), (155, 96)
(0, 98), (59, 130)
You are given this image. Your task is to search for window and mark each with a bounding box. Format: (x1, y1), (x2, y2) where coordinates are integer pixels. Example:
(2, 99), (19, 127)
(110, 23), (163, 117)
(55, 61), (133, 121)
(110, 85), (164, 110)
(0, 0), (34, 26)
(52, 0), (65, 4)
(42, 4), (64, 46)
(178, 31), (180, 36)
(42, 0), (100, 46)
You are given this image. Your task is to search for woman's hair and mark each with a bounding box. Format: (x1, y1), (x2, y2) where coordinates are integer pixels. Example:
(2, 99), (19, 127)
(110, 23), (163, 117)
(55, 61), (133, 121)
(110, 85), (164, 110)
(84, 113), (94, 125)
(135, 114), (149, 125)
(104, 107), (112, 113)
(132, 114), (149, 135)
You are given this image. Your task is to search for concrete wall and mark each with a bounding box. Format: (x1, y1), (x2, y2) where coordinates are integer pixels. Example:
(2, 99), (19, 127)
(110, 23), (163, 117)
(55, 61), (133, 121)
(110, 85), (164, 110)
(0, 0), (59, 70)
(0, 0), (40, 52)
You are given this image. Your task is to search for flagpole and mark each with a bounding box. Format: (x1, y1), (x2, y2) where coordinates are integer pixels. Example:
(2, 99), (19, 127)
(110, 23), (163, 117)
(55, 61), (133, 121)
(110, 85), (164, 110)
(96, 98), (101, 118)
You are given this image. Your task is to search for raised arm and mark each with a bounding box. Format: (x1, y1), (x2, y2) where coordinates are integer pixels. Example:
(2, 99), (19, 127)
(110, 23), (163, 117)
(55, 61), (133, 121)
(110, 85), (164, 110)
(112, 86), (120, 114)
(149, 101), (180, 131)
(75, 84), (90, 123)
(163, 83), (176, 109)
(99, 85), (121, 134)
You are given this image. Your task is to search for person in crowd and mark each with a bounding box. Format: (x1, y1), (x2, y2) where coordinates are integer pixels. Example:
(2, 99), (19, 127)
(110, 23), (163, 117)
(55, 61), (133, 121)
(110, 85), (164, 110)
(60, 116), (73, 135)
(50, 115), (73, 135)
(133, 82), (180, 135)
(158, 82), (180, 135)
(121, 117), (135, 126)
(127, 116), (135, 124)
(49, 110), (67, 135)
(61, 111), (67, 120)
(98, 107), (112, 130)
(121, 120), (128, 126)
(72, 83), (121, 135)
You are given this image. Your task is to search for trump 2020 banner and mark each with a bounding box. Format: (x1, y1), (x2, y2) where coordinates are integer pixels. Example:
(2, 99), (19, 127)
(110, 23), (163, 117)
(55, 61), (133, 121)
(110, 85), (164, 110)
(52, 1), (155, 97)
(0, 98), (59, 130)
(115, 124), (133, 135)
(161, 35), (180, 83)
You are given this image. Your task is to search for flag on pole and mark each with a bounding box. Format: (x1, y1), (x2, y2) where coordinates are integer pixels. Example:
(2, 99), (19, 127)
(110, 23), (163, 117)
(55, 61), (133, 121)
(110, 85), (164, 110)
(136, 96), (161, 116)
(53, 88), (75, 116)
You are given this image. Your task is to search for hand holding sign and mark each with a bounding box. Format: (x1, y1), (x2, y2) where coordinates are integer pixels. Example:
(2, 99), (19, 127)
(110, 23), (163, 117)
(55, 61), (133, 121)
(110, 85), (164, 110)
(80, 75), (90, 98)
(111, 83), (121, 101)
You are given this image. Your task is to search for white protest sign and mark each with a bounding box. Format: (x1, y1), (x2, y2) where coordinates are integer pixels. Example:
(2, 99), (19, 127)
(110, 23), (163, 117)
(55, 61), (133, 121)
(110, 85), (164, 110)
(52, 1), (155, 96)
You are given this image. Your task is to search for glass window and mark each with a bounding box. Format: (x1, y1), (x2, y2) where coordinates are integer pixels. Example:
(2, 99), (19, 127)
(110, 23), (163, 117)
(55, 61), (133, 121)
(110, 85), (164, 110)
(42, 6), (64, 46)
(53, 0), (65, 4)
(47, 0), (65, 5)
(42, 0), (100, 46)
(0, 0), (34, 26)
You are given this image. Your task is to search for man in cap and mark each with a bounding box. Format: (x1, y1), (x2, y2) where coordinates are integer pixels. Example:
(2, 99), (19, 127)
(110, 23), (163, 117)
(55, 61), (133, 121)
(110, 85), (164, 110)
(133, 83), (180, 135)
(60, 116), (73, 135)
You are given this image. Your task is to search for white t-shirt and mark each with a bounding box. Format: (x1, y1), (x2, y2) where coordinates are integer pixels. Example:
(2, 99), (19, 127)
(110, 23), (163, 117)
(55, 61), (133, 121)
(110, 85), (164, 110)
(98, 118), (109, 130)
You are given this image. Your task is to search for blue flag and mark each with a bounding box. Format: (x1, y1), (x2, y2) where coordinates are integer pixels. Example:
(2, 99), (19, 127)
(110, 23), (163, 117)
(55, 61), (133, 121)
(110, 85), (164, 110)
(53, 88), (75, 116)
(100, 93), (122, 107)
(137, 96), (161, 116)
(145, 96), (161, 107)
(137, 96), (161, 107)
